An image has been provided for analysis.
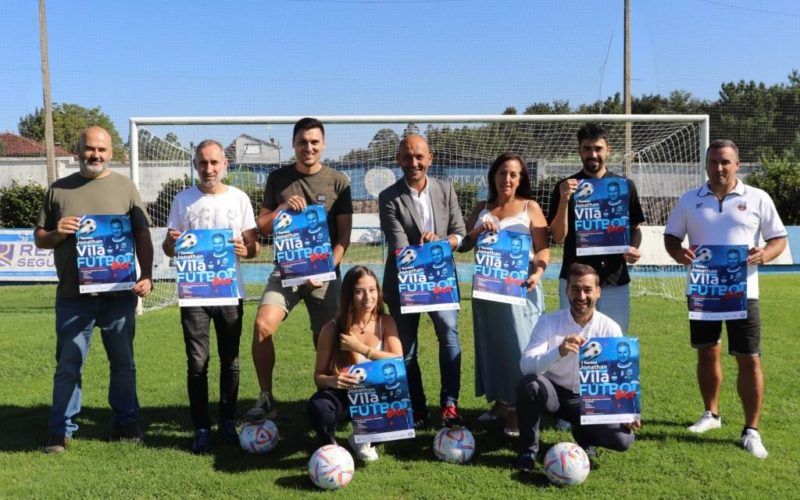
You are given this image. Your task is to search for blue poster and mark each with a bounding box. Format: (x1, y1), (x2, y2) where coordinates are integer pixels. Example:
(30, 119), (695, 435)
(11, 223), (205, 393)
(273, 205), (336, 287)
(687, 244), (748, 320)
(579, 337), (641, 425)
(174, 228), (239, 307)
(472, 229), (531, 305)
(76, 214), (136, 293)
(574, 178), (631, 256)
(346, 358), (415, 444)
(396, 241), (460, 314)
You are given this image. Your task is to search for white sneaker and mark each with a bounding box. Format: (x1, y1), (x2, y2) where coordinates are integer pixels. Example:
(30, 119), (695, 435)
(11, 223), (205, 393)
(348, 434), (378, 462)
(741, 429), (768, 459)
(687, 411), (721, 433)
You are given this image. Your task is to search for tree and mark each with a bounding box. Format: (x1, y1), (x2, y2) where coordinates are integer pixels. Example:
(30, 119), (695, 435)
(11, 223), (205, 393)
(746, 153), (800, 224)
(18, 103), (124, 154)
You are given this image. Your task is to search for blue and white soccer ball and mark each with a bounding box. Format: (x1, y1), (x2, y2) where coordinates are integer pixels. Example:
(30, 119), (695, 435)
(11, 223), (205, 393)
(275, 212), (293, 231)
(575, 182), (594, 200)
(176, 232), (198, 251)
(239, 419), (279, 454)
(398, 248), (417, 266)
(78, 218), (97, 235)
(308, 444), (355, 490)
(694, 247), (713, 264)
(479, 232), (499, 247)
(349, 367), (368, 383)
(433, 427), (475, 464)
(544, 442), (590, 486)
(582, 341), (603, 361)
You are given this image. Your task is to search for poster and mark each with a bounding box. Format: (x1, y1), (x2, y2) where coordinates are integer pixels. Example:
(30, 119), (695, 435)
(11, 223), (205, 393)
(273, 205), (336, 287)
(396, 241), (460, 314)
(574, 178), (631, 256)
(174, 228), (240, 306)
(472, 229), (530, 305)
(579, 337), (641, 425)
(687, 244), (748, 320)
(346, 358), (415, 444)
(76, 214), (136, 293)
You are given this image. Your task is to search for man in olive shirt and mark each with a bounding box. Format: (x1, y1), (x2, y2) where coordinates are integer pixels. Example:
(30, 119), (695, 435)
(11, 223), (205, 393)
(246, 118), (353, 421)
(35, 126), (154, 453)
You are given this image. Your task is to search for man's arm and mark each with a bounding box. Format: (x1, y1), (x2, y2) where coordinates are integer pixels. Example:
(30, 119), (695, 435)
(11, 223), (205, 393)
(132, 227), (154, 297)
(34, 216), (81, 249)
(549, 179), (576, 244)
(332, 213), (351, 266)
(445, 181), (466, 250)
(664, 234), (694, 265)
(239, 228), (260, 259)
(379, 190), (410, 251)
(519, 320), (562, 376)
(748, 236), (787, 265)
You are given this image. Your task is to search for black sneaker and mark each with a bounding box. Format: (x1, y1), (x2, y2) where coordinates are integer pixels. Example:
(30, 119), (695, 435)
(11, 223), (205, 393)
(220, 420), (238, 445)
(191, 428), (211, 454)
(514, 451), (538, 473)
(43, 434), (71, 454)
(413, 408), (430, 429)
(244, 392), (276, 422)
(110, 422), (143, 443)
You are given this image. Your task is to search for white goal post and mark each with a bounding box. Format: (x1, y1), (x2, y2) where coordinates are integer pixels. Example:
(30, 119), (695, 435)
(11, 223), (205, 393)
(129, 114), (710, 310)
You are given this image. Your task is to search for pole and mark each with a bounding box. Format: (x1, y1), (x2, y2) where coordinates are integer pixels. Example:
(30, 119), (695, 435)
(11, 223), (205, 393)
(624, 0), (632, 178)
(39, 0), (57, 184)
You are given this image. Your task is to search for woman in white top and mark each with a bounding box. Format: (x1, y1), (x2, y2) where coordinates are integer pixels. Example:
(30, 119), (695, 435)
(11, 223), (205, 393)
(309, 265), (402, 461)
(460, 152), (550, 437)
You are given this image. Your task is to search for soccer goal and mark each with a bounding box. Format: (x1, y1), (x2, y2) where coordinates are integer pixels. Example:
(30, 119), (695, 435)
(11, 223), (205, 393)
(129, 114), (709, 310)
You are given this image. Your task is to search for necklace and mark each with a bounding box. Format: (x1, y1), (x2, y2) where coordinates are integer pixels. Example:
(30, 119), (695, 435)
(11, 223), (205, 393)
(352, 315), (372, 334)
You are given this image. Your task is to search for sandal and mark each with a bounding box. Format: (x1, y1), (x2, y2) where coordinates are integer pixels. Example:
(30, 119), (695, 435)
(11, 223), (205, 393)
(477, 401), (508, 423)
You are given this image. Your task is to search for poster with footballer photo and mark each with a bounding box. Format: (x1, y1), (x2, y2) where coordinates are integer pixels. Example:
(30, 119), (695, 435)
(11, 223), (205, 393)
(174, 228), (240, 307)
(75, 214), (136, 293)
(687, 244), (748, 320)
(579, 337), (640, 425)
(273, 205), (336, 287)
(345, 358), (415, 444)
(472, 229), (531, 306)
(396, 241), (460, 314)
(573, 178), (631, 256)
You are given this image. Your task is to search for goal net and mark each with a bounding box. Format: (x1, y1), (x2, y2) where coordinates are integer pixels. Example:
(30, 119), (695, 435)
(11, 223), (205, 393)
(130, 115), (709, 310)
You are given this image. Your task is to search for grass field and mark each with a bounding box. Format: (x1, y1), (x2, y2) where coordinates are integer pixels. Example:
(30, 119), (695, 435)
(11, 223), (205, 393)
(1, 277), (798, 498)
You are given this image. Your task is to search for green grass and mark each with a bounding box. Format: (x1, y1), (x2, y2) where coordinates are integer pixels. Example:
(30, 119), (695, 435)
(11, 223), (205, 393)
(1, 277), (798, 498)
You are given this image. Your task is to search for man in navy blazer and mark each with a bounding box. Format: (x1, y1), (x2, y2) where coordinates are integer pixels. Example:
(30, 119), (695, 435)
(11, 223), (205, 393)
(379, 134), (467, 428)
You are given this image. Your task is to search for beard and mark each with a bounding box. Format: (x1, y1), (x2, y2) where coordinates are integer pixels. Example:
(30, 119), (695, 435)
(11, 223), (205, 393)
(79, 160), (106, 178)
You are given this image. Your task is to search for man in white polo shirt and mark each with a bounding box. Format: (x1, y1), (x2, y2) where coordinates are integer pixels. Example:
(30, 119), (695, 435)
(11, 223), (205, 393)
(514, 263), (639, 471)
(664, 139), (787, 459)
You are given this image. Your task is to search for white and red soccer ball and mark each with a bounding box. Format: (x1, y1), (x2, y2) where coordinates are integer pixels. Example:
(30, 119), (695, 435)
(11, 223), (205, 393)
(239, 420), (279, 454)
(433, 427), (476, 464)
(543, 442), (590, 486)
(308, 444), (355, 490)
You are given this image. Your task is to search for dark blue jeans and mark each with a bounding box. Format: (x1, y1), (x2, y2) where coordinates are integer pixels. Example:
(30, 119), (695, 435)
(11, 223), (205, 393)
(50, 294), (139, 437)
(389, 301), (461, 419)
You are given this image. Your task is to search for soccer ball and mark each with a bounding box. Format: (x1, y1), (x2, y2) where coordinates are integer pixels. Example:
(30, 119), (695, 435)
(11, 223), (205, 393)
(349, 366), (368, 383)
(694, 247), (713, 264)
(239, 420), (279, 454)
(398, 248), (417, 266)
(544, 442), (590, 486)
(479, 232), (499, 247)
(433, 427), (475, 464)
(575, 182), (594, 200)
(176, 232), (198, 251)
(582, 341), (603, 361)
(308, 444), (355, 490)
(275, 212), (293, 231)
(78, 218), (97, 235)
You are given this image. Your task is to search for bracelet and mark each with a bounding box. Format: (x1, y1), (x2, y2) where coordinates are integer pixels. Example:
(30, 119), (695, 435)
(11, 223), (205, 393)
(364, 347), (372, 359)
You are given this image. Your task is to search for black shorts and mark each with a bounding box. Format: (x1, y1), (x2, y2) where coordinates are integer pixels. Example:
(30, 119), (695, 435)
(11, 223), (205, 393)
(689, 299), (761, 356)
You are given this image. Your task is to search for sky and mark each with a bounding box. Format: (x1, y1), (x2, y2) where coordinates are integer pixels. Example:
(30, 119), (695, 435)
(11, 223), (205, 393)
(1, 0), (799, 157)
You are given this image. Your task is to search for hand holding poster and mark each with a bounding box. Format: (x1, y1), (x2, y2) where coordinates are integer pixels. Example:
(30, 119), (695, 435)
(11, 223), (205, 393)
(579, 337), (640, 425)
(76, 214), (136, 293)
(273, 205), (336, 287)
(687, 244), (748, 320)
(175, 228), (240, 306)
(472, 229), (531, 305)
(574, 178), (631, 256)
(345, 358), (415, 444)
(396, 241), (460, 314)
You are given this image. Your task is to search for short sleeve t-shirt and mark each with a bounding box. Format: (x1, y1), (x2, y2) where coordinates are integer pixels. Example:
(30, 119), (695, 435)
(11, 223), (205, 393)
(261, 165), (353, 247)
(167, 185), (257, 298)
(547, 170), (645, 286)
(36, 171), (151, 298)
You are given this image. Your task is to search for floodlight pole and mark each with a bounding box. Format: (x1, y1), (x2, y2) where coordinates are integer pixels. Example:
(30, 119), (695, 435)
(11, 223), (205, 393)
(39, 0), (57, 184)
(624, 0), (632, 178)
